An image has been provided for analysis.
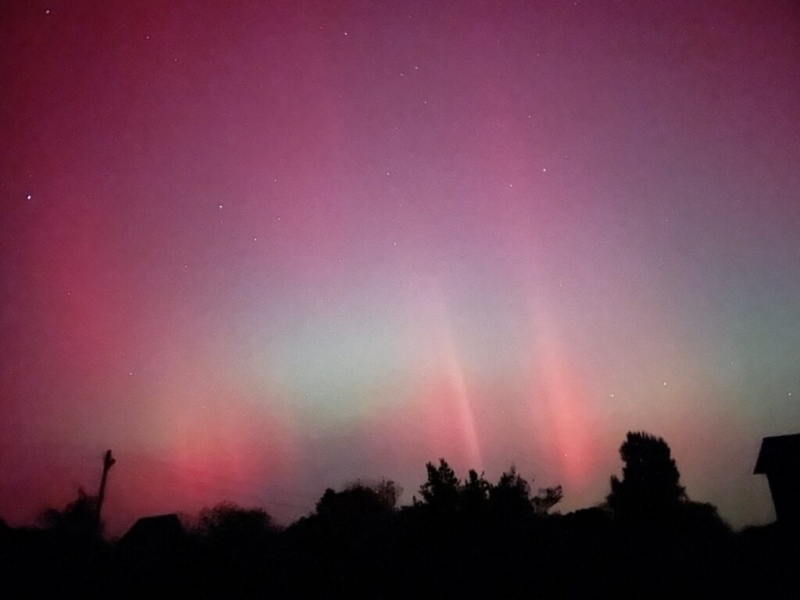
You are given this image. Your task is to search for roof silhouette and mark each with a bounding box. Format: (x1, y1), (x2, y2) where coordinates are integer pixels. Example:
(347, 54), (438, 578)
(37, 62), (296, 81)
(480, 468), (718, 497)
(119, 513), (185, 552)
(754, 433), (800, 473)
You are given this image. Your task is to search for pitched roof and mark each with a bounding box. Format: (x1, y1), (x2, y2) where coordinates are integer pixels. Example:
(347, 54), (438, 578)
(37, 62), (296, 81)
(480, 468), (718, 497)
(119, 513), (184, 546)
(754, 433), (800, 474)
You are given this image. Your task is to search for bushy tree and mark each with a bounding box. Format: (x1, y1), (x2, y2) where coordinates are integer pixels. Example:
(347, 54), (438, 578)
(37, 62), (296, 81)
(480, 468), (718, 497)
(370, 478), (402, 510)
(460, 469), (491, 512)
(532, 485), (563, 516)
(196, 502), (276, 548)
(416, 460), (557, 519)
(418, 459), (460, 511)
(490, 465), (533, 517)
(607, 431), (686, 517)
(316, 479), (401, 519)
(38, 487), (100, 536)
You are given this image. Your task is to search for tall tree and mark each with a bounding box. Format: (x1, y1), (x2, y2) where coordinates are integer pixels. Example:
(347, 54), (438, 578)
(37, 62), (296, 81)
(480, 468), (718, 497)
(607, 431), (686, 517)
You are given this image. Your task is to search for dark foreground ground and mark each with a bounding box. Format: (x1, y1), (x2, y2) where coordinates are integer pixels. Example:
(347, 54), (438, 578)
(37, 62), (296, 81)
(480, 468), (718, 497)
(1, 507), (799, 599)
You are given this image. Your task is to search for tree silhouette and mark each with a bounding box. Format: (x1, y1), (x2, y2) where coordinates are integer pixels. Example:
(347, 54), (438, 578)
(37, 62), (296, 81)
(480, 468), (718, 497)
(315, 479), (401, 520)
(197, 502), (276, 546)
(607, 431), (686, 517)
(460, 469), (491, 513)
(532, 485), (563, 516)
(38, 487), (101, 536)
(192, 503), (278, 597)
(0, 444), (774, 598)
(418, 459), (460, 511)
(368, 478), (402, 510)
(490, 465), (533, 518)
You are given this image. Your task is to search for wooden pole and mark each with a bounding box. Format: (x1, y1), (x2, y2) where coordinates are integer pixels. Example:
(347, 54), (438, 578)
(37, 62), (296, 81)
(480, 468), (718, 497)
(96, 449), (116, 532)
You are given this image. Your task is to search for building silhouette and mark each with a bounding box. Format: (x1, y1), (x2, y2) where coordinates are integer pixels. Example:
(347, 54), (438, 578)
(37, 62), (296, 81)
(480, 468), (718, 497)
(754, 433), (800, 527)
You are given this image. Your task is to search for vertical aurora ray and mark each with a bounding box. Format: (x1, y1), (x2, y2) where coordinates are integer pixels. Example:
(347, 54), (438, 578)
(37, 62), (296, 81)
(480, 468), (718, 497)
(433, 296), (484, 472)
(386, 280), (486, 473)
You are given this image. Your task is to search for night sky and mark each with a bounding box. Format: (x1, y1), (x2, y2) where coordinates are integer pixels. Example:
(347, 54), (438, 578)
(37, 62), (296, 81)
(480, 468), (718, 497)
(2, 1), (799, 535)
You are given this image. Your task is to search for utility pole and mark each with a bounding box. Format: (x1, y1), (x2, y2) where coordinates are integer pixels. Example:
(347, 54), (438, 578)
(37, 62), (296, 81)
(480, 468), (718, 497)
(96, 449), (116, 533)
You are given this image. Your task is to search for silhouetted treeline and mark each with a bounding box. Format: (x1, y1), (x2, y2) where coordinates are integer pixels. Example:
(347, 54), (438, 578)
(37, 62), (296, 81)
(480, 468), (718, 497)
(1, 431), (798, 598)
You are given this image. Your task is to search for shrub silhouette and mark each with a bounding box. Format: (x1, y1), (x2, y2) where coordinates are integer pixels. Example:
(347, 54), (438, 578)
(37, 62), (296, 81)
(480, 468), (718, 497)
(315, 479), (401, 525)
(196, 502), (276, 547)
(191, 503), (279, 597)
(38, 487), (101, 537)
(532, 485), (563, 516)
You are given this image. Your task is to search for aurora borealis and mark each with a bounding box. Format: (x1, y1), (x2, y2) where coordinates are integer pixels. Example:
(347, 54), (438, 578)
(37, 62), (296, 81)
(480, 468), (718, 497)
(2, 1), (799, 535)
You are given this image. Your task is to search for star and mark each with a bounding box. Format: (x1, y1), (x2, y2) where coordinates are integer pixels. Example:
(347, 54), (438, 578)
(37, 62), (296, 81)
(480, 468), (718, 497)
(26, 194), (32, 200)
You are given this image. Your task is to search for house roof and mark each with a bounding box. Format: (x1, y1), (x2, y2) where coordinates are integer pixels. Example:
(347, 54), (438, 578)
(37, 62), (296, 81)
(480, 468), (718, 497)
(119, 513), (184, 546)
(754, 433), (800, 474)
